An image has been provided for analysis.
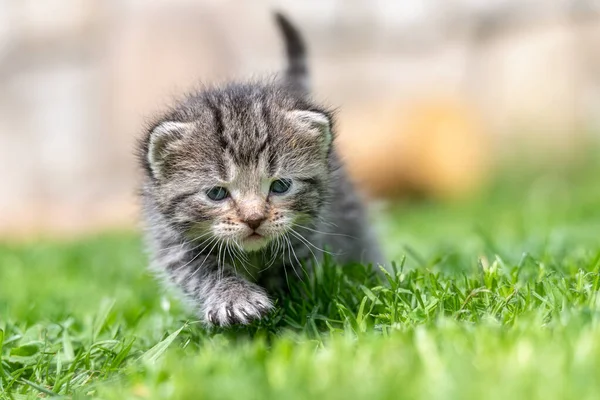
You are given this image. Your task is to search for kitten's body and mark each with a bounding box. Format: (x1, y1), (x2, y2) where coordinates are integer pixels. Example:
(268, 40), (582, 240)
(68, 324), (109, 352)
(138, 14), (382, 327)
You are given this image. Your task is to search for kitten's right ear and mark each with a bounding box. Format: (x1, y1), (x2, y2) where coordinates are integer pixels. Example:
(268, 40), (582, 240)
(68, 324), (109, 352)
(287, 110), (332, 152)
(147, 121), (191, 180)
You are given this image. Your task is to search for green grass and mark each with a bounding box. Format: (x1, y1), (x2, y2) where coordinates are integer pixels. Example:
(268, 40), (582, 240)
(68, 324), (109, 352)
(2, 163), (600, 399)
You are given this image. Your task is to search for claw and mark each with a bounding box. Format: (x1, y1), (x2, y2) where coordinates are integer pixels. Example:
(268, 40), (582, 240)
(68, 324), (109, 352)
(255, 301), (270, 313)
(207, 310), (217, 325)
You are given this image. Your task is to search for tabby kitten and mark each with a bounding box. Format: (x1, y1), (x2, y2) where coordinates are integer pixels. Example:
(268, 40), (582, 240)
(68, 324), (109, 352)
(138, 13), (382, 327)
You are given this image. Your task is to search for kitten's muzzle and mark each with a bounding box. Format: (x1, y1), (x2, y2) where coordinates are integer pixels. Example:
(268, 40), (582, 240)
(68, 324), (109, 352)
(244, 214), (266, 231)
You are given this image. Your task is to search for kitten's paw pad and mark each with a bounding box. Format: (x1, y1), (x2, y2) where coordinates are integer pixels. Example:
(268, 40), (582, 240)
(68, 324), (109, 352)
(204, 288), (273, 327)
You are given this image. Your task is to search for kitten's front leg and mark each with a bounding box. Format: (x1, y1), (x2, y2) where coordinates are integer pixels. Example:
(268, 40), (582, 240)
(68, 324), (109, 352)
(174, 259), (273, 327)
(201, 274), (273, 326)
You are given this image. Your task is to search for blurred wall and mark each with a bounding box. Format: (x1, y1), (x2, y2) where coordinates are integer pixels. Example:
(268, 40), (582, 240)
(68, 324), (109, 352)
(1, 0), (599, 236)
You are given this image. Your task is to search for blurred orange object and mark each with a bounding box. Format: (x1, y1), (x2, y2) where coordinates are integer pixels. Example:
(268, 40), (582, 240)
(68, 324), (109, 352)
(338, 97), (490, 199)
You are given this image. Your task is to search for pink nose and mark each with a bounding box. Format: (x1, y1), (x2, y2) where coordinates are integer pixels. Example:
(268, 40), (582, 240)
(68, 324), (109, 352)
(244, 215), (265, 230)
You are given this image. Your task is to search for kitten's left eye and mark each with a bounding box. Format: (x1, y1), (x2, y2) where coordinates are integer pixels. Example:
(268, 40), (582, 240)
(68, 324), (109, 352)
(270, 179), (292, 195)
(206, 186), (229, 201)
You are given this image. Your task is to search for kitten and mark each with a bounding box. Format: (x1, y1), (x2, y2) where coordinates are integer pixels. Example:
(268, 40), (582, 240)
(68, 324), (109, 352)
(138, 13), (383, 327)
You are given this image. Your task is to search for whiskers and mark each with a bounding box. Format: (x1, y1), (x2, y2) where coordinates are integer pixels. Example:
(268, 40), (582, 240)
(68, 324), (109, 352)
(178, 235), (221, 280)
(254, 226), (338, 289)
(227, 238), (255, 278)
(154, 230), (213, 256)
(260, 235), (283, 273)
(291, 222), (356, 240)
(282, 234), (304, 281)
(166, 225), (336, 290)
(289, 227), (339, 257)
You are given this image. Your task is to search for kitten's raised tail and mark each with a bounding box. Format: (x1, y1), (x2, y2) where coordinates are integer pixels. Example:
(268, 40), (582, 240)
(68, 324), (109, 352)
(274, 12), (309, 95)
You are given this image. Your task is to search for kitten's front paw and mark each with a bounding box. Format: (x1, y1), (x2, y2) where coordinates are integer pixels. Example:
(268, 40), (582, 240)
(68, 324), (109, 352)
(203, 282), (273, 327)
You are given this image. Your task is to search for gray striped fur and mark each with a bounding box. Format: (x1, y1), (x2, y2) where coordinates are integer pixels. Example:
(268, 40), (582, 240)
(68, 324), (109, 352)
(137, 13), (383, 327)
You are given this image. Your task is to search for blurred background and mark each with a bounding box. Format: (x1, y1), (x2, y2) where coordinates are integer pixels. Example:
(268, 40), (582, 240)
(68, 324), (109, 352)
(1, 0), (599, 238)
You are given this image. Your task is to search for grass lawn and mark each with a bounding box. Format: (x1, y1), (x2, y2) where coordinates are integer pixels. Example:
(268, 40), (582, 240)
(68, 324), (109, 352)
(2, 162), (600, 399)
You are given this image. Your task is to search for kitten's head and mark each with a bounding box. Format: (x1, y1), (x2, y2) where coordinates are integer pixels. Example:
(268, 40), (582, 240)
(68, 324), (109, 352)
(140, 84), (334, 252)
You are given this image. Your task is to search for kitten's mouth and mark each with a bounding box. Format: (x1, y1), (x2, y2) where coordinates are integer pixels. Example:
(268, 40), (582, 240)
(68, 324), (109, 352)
(242, 232), (268, 252)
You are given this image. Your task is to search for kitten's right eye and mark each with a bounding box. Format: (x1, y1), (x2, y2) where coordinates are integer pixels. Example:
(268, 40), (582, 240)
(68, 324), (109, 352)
(206, 187), (229, 201)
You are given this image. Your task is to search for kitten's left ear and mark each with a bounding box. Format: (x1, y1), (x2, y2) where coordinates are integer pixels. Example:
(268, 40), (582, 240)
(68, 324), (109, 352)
(287, 110), (332, 150)
(147, 121), (192, 180)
